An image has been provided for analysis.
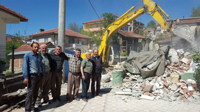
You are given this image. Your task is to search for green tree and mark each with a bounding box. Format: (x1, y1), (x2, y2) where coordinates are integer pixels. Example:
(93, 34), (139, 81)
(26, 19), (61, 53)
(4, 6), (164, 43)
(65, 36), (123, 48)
(81, 29), (101, 48)
(101, 12), (118, 44)
(67, 22), (82, 33)
(146, 20), (156, 29)
(138, 29), (144, 36)
(0, 37), (24, 68)
(191, 5), (200, 17)
(102, 13), (115, 28)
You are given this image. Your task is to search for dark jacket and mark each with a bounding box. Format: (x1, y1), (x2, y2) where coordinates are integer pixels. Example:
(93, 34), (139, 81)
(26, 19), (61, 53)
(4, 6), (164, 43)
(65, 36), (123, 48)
(50, 52), (69, 71)
(39, 51), (53, 71)
(90, 55), (102, 76)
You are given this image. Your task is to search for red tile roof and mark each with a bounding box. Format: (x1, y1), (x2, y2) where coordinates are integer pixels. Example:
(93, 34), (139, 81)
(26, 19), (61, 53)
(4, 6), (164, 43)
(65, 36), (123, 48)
(0, 4), (28, 22)
(15, 42), (50, 52)
(175, 18), (200, 24)
(83, 18), (104, 24)
(24, 37), (32, 41)
(118, 30), (145, 39)
(29, 28), (92, 39)
(157, 36), (181, 43)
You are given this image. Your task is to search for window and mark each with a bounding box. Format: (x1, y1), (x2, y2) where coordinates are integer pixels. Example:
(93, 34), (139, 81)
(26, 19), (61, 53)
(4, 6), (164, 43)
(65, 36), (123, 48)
(97, 24), (99, 27)
(90, 24), (95, 28)
(44, 38), (48, 42)
(100, 24), (102, 27)
(36, 39), (39, 43)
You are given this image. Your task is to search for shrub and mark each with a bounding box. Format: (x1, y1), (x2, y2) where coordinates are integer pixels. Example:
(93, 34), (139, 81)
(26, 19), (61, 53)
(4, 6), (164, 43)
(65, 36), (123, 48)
(5, 71), (12, 76)
(122, 51), (127, 56)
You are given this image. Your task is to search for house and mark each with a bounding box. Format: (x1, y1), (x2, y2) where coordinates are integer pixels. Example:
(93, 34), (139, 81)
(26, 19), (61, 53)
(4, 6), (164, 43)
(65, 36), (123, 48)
(82, 18), (104, 36)
(120, 20), (144, 34)
(144, 28), (155, 36)
(118, 30), (145, 55)
(0, 4), (28, 59)
(156, 17), (200, 34)
(28, 28), (92, 51)
(8, 42), (55, 72)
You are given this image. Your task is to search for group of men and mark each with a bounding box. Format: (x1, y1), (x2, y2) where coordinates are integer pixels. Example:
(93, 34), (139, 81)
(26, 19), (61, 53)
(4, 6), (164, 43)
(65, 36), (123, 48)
(22, 42), (102, 112)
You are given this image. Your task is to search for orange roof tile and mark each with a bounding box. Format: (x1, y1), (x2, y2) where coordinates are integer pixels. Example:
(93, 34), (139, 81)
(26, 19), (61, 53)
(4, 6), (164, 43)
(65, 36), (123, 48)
(118, 30), (145, 39)
(29, 28), (91, 39)
(0, 4), (28, 22)
(15, 42), (50, 52)
(83, 18), (103, 24)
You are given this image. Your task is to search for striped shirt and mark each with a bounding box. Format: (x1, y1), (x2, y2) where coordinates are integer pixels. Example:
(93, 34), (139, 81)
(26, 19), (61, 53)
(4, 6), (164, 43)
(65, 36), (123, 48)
(65, 53), (82, 73)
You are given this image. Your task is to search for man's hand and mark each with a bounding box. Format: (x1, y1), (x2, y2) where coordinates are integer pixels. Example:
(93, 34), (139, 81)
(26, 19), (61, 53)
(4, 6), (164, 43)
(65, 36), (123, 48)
(23, 78), (28, 84)
(91, 75), (93, 78)
(82, 75), (86, 80)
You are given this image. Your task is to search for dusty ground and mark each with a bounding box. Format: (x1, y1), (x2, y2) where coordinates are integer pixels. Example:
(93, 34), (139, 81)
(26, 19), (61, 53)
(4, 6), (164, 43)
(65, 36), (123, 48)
(4, 84), (200, 112)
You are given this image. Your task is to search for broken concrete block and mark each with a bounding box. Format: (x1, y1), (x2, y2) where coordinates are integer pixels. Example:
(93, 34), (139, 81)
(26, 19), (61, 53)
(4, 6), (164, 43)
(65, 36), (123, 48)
(143, 84), (153, 92)
(101, 74), (110, 83)
(184, 52), (191, 58)
(182, 87), (188, 94)
(181, 58), (189, 64)
(170, 74), (179, 83)
(140, 95), (155, 101)
(123, 89), (132, 92)
(188, 86), (194, 91)
(170, 96), (177, 101)
(115, 91), (132, 95)
(188, 91), (193, 97)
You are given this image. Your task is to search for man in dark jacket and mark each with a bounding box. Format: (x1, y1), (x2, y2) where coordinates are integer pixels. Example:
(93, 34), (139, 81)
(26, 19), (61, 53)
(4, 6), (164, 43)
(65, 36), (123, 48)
(50, 45), (69, 101)
(90, 49), (102, 97)
(36, 44), (52, 106)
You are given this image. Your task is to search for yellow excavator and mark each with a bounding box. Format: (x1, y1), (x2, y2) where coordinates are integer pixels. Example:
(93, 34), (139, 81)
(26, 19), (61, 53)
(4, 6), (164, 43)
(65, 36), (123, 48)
(82, 0), (173, 65)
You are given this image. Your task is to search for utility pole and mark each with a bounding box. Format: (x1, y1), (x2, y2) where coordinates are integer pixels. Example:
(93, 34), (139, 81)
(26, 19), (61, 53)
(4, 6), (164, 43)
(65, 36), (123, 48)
(58, 0), (66, 83)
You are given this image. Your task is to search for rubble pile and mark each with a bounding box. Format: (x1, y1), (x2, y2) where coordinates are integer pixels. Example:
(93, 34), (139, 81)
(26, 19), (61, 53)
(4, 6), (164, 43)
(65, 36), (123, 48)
(166, 48), (192, 76)
(101, 48), (200, 102)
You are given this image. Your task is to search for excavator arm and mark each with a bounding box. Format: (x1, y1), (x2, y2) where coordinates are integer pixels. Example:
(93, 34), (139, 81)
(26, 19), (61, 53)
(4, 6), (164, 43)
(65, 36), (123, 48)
(98, 0), (172, 65)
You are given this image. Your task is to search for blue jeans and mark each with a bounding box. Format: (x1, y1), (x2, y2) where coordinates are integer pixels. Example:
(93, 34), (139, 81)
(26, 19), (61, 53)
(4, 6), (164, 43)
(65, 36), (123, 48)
(82, 72), (90, 98)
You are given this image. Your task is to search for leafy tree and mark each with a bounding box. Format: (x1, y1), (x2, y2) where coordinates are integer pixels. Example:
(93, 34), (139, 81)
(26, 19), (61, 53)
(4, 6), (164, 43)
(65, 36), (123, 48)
(191, 5), (200, 17)
(67, 22), (82, 33)
(81, 29), (101, 48)
(101, 12), (118, 44)
(146, 20), (156, 29)
(0, 36), (24, 68)
(102, 13), (116, 28)
(138, 29), (144, 36)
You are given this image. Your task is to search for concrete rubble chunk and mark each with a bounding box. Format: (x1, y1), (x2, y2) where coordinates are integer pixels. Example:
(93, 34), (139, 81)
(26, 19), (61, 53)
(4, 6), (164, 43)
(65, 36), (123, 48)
(101, 74), (111, 83)
(170, 74), (179, 83)
(140, 95), (155, 101)
(181, 58), (189, 64)
(143, 84), (153, 92)
(115, 91), (132, 95)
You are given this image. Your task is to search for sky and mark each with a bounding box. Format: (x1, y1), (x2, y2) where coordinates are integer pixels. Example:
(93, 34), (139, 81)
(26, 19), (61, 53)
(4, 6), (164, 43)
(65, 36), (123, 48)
(1, 0), (200, 36)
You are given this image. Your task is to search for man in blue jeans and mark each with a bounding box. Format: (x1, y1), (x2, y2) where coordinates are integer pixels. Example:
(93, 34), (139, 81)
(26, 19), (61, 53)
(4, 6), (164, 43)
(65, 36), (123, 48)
(22, 42), (44, 112)
(81, 51), (93, 102)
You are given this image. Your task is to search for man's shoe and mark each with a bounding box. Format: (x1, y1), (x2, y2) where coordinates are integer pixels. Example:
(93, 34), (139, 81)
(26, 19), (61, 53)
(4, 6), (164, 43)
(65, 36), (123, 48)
(35, 102), (42, 107)
(91, 94), (95, 98)
(98, 94), (102, 97)
(82, 97), (88, 102)
(73, 97), (80, 101)
(57, 97), (61, 102)
(66, 98), (70, 103)
(53, 97), (57, 102)
(43, 100), (49, 104)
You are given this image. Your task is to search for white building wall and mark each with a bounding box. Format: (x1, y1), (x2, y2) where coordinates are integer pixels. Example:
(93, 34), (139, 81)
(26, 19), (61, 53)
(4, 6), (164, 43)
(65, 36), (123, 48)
(0, 18), (6, 59)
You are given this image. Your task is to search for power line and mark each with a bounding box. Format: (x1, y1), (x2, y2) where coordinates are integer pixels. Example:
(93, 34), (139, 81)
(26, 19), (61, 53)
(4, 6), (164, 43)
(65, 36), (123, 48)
(88, 0), (101, 19)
